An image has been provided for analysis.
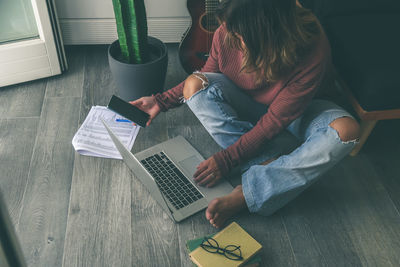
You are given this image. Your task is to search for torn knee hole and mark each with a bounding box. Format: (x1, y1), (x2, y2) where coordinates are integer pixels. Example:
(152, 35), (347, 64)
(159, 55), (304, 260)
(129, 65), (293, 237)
(192, 72), (209, 89)
(183, 72), (209, 100)
(329, 116), (360, 142)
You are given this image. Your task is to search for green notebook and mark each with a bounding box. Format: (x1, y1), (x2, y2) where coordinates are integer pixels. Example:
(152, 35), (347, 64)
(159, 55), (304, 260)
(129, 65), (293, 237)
(186, 227), (262, 267)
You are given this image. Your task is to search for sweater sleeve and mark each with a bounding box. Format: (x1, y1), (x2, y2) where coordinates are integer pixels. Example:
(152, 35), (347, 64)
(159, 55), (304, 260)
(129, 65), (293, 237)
(154, 26), (223, 111)
(213, 58), (328, 176)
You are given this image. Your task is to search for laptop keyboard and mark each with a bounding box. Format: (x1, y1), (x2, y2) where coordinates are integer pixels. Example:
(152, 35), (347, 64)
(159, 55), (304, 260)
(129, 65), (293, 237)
(140, 152), (204, 210)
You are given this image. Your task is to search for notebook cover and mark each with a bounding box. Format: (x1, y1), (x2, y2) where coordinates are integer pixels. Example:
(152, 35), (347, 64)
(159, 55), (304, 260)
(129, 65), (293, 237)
(188, 222), (262, 267)
(186, 235), (261, 267)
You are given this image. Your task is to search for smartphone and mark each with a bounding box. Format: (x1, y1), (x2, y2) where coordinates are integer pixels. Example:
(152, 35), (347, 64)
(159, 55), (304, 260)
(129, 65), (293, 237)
(107, 95), (150, 127)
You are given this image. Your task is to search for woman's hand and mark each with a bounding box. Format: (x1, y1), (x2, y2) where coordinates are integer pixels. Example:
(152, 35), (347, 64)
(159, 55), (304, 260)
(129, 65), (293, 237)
(193, 156), (222, 188)
(129, 96), (161, 126)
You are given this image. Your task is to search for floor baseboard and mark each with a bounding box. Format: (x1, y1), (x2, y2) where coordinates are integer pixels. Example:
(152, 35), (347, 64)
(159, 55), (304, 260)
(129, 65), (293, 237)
(59, 17), (191, 45)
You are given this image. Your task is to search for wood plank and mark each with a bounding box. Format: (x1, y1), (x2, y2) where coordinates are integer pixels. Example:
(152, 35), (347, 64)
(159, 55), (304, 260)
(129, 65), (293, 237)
(281, 171), (363, 267)
(129, 167), (181, 267)
(0, 118), (39, 224)
(129, 111), (181, 266)
(79, 45), (118, 125)
(62, 45), (133, 266)
(0, 78), (46, 118)
(45, 46), (86, 98)
(176, 204), (220, 267)
(64, 44), (168, 266)
(236, 213), (297, 267)
(164, 43), (188, 90)
(324, 155), (400, 266)
(62, 157), (132, 267)
(362, 119), (400, 206)
(16, 97), (81, 267)
(362, 119), (400, 252)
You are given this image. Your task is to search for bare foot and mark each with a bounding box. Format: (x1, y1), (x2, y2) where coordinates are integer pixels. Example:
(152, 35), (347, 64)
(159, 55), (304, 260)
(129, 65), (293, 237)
(205, 185), (247, 228)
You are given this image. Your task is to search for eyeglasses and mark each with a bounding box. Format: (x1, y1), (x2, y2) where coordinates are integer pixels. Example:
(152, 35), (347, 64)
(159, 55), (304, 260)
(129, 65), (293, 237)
(200, 237), (243, 261)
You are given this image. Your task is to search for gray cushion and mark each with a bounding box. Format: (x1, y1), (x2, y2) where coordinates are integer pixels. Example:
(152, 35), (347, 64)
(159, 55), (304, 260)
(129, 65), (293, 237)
(309, 0), (400, 18)
(325, 14), (400, 111)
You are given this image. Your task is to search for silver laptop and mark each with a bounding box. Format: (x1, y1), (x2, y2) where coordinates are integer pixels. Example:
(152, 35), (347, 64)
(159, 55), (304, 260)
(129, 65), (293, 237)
(101, 120), (233, 222)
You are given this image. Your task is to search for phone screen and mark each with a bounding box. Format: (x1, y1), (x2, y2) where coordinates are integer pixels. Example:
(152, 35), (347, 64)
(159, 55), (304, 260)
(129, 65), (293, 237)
(107, 95), (150, 127)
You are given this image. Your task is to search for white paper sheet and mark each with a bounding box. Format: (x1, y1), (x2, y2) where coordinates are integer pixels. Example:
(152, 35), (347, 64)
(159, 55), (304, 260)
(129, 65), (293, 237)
(72, 106), (140, 159)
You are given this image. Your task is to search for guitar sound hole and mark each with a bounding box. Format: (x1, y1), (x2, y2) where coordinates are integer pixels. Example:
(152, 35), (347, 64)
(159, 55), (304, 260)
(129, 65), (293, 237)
(200, 13), (219, 33)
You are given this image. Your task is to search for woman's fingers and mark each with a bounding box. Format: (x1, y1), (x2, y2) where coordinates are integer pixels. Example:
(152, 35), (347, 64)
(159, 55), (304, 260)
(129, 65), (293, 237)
(129, 99), (142, 106)
(194, 167), (220, 186)
(198, 173), (219, 187)
(131, 97), (153, 108)
(193, 163), (208, 178)
(193, 169), (212, 184)
(193, 156), (222, 186)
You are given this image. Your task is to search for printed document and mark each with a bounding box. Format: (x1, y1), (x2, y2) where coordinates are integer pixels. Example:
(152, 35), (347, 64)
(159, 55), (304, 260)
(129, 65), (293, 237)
(72, 106), (140, 159)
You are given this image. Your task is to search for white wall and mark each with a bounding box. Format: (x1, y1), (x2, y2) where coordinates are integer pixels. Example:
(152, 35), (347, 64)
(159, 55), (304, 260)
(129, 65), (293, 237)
(54, 0), (191, 44)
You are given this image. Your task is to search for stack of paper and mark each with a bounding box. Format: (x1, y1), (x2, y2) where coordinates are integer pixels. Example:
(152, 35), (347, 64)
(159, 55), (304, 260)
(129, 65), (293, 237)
(72, 106), (140, 159)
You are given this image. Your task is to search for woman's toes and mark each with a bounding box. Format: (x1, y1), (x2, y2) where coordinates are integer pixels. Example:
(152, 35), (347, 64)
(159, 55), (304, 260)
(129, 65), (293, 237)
(205, 185), (247, 228)
(206, 198), (221, 221)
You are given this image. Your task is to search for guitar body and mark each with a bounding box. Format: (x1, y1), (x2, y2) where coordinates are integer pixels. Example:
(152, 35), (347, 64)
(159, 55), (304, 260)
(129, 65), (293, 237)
(179, 0), (219, 74)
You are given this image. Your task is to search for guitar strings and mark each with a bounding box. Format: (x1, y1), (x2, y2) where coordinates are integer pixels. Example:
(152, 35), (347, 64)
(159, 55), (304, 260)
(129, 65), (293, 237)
(205, 0), (218, 64)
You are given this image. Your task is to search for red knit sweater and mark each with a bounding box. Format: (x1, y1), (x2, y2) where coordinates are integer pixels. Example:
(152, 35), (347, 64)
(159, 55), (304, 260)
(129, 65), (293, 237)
(155, 25), (331, 176)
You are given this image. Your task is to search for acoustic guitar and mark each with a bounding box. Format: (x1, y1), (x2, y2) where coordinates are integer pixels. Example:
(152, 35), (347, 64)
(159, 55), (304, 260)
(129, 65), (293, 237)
(179, 0), (220, 74)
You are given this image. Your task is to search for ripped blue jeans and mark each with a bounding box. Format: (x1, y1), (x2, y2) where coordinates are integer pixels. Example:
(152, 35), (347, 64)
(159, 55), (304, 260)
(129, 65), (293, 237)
(186, 72), (358, 216)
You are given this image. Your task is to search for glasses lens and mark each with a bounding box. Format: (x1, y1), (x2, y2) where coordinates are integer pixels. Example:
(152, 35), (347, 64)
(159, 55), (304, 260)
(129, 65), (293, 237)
(224, 245), (243, 261)
(200, 237), (219, 253)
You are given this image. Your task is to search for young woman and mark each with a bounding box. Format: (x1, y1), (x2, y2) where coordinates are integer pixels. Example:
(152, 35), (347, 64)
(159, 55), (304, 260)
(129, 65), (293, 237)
(130, 0), (360, 228)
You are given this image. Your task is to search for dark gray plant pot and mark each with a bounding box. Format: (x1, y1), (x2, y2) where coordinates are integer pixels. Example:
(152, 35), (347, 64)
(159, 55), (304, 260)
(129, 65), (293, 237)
(108, 36), (168, 101)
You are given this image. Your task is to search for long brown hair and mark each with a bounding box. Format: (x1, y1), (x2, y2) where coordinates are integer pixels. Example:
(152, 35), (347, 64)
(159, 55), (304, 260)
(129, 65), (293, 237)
(216, 0), (321, 83)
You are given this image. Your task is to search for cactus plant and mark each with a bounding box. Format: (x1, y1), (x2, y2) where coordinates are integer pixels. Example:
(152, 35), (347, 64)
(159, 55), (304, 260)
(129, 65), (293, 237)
(112, 0), (149, 64)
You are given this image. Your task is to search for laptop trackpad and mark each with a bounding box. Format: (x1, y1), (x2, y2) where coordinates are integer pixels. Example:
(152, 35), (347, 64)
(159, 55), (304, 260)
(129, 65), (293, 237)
(178, 156), (201, 178)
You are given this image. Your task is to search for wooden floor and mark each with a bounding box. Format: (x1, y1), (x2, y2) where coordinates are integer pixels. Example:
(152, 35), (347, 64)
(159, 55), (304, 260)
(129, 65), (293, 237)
(1, 44), (400, 267)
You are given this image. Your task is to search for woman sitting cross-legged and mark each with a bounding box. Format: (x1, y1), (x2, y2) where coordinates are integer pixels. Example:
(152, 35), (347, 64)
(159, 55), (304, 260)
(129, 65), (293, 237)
(130, 0), (360, 228)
